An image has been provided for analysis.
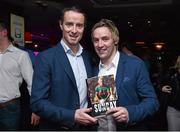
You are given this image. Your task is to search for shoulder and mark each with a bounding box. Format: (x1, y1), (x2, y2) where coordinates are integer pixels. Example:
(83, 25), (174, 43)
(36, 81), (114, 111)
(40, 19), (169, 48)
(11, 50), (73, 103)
(41, 46), (57, 55)
(121, 53), (144, 66)
(35, 44), (63, 66)
(38, 44), (60, 59)
(120, 53), (148, 74)
(12, 45), (25, 53)
(12, 46), (30, 58)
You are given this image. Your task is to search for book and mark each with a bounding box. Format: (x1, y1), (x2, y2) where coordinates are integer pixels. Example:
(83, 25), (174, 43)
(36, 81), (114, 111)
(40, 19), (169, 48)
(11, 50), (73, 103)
(86, 74), (118, 117)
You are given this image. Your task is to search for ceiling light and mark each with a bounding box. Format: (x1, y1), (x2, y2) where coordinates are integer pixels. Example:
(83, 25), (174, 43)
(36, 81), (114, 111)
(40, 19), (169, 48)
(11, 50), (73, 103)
(35, 0), (42, 4)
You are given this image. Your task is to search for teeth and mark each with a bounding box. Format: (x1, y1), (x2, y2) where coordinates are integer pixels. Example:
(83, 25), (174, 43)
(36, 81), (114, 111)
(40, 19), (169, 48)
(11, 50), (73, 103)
(70, 36), (76, 39)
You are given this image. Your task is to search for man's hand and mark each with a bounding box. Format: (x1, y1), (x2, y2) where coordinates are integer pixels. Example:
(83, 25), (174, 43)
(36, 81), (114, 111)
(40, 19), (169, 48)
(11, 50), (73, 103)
(106, 107), (129, 123)
(162, 85), (172, 93)
(31, 112), (40, 126)
(75, 108), (97, 125)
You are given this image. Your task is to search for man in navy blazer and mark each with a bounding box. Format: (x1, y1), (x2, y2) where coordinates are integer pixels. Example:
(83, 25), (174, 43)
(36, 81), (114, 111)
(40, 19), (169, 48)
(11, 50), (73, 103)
(31, 6), (97, 130)
(91, 19), (159, 130)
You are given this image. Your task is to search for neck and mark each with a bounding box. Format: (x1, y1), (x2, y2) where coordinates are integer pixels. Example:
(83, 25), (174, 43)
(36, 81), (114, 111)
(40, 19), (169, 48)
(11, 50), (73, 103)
(62, 39), (79, 55)
(70, 45), (79, 55)
(101, 50), (117, 67)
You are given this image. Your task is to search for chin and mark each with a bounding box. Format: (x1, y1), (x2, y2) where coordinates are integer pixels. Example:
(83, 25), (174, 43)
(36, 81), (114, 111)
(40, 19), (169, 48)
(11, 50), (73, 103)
(69, 41), (78, 45)
(99, 55), (107, 60)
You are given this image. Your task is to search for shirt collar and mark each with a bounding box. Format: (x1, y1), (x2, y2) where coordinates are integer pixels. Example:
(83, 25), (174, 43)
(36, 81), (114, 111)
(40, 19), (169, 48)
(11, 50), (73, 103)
(2, 43), (16, 53)
(61, 39), (83, 56)
(99, 51), (120, 70)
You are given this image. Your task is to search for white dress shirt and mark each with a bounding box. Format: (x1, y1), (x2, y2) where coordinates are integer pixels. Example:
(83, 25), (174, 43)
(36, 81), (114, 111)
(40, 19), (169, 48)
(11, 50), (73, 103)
(61, 40), (88, 108)
(98, 51), (120, 78)
(0, 44), (33, 102)
(0, 52), (2, 63)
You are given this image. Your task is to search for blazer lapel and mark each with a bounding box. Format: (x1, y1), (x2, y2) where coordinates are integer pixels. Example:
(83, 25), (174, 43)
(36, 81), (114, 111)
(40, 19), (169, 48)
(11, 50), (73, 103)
(56, 43), (77, 87)
(82, 51), (92, 78)
(94, 66), (99, 76)
(116, 53), (126, 89)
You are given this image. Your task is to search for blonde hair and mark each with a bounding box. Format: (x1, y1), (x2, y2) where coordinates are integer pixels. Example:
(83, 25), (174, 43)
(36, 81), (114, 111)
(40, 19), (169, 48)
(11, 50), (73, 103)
(175, 55), (180, 70)
(91, 19), (119, 45)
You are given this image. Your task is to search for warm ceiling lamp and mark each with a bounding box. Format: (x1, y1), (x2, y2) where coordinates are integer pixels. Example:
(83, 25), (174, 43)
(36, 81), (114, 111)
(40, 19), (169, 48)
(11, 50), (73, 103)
(154, 42), (165, 50)
(35, 0), (48, 8)
(136, 41), (145, 45)
(155, 44), (163, 50)
(35, 0), (42, 4)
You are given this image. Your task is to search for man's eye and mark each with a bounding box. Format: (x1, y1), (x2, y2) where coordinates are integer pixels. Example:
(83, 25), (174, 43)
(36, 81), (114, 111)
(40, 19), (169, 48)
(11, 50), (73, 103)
(93, 39), (98, 43)
(77, 24), (84, 28)
(102, 37), (109, 42)
(65, 23), (73, 27)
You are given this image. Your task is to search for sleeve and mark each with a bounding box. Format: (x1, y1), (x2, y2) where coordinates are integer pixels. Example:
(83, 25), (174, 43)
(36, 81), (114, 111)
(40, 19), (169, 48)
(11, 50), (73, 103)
(126, 60), (159, 124)
(30, 53), (75, 127)
(19, 51), (33, 95)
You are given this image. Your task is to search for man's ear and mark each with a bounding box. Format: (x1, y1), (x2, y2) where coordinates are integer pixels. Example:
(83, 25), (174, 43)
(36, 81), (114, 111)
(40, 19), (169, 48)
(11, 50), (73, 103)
(114, 38), (119, 46)
(59, 21), (63, 30)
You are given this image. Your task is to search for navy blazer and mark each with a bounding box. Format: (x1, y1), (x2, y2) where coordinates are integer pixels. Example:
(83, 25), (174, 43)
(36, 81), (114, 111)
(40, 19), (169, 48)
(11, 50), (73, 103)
(30, 42), (93, 130)
(94, 53), (159, 128)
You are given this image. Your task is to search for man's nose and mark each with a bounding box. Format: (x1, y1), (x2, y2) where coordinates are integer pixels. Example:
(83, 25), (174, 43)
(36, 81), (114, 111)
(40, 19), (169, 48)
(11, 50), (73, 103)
(72, 25), (77, 33)
(97, 40), (103, 47)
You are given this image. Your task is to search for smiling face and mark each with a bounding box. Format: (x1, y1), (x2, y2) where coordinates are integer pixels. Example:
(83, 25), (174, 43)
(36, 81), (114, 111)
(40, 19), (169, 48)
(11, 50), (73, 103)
(92, 26), (117, 64)
(60, 11), (85, 51)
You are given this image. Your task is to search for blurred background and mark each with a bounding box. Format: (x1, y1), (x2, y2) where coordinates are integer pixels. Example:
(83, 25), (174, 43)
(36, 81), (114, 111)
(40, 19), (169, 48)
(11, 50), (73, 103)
(1, 0), (180, 130)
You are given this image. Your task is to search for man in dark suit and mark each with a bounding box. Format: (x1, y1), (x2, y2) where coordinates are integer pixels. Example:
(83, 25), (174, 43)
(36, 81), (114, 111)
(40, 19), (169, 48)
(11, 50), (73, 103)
(91, 19), (159, 130)
(31, 6), (97, 130)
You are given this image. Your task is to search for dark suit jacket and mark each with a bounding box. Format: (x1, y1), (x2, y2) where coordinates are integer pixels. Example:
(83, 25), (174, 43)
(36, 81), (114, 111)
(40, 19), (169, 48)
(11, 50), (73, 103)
(30, 42), (93, 130)
(94, 53), (159, 130)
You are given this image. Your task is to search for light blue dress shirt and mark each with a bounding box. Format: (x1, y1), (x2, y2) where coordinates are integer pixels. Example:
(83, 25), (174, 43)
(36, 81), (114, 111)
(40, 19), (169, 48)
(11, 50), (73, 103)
(61, 40), (88, 108)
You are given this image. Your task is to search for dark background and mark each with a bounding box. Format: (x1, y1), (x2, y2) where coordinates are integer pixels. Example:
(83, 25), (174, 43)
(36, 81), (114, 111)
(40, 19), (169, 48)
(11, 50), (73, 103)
(1, 0), (179, 130)
(0, 0), (180, 63)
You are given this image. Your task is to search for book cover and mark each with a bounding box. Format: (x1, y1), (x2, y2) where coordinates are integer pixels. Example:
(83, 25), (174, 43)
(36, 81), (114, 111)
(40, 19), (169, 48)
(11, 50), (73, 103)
(86, 74), (118, 117)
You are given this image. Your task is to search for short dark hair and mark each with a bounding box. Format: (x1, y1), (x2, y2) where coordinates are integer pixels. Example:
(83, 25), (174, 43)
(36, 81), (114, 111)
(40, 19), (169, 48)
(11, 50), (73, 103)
(0, 21), (8, 31)
(0, 21), (11, 40)
(60, 6), (86, 24)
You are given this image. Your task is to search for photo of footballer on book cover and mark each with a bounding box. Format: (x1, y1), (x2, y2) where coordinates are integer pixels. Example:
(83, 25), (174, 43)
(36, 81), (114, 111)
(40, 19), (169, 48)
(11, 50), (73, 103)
(86, 75), (118, 117)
